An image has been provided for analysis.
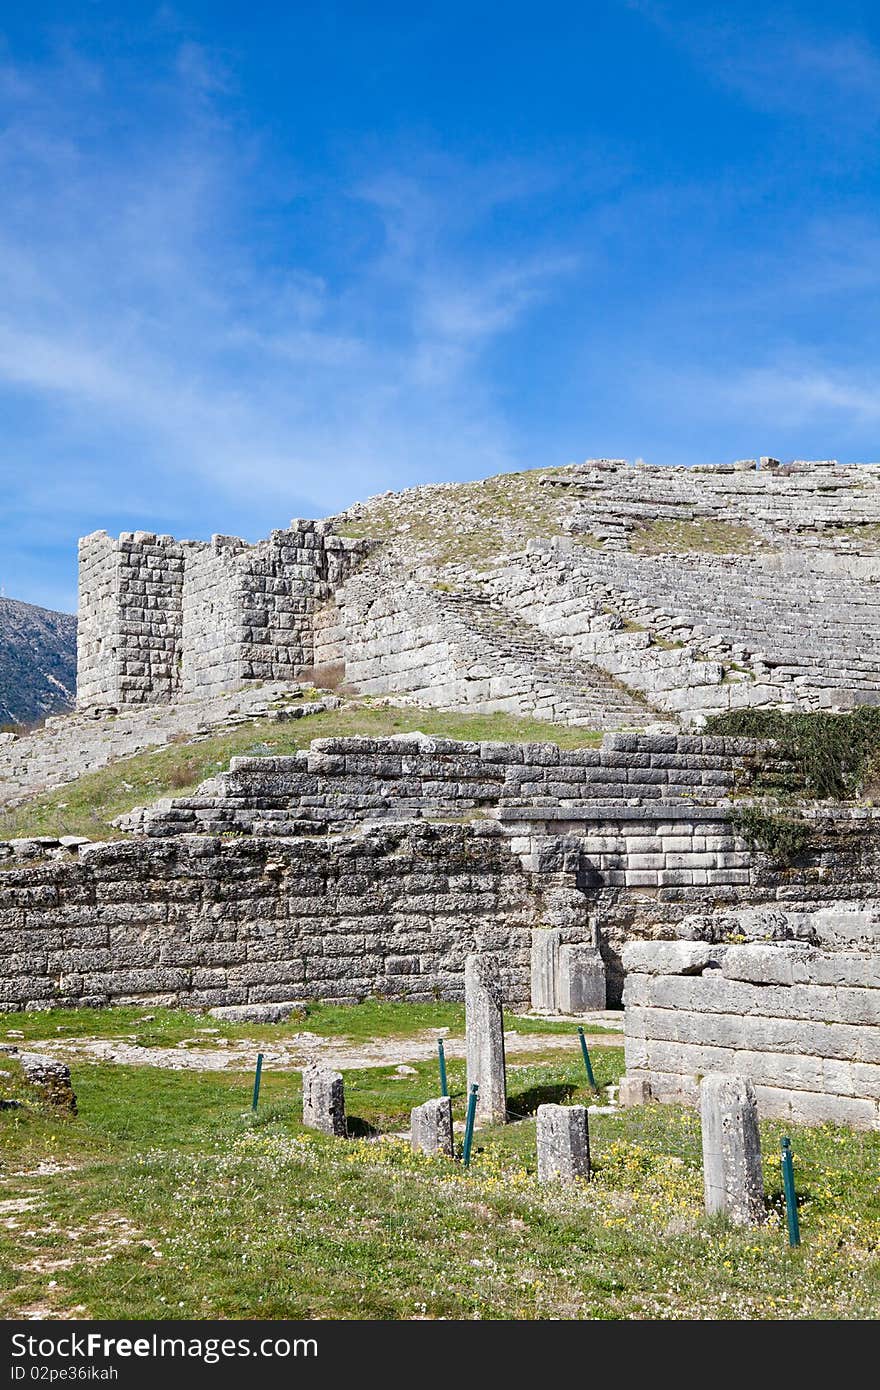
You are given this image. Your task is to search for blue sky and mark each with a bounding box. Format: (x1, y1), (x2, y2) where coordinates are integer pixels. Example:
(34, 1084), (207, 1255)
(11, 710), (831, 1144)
(3, 1), (880, 611)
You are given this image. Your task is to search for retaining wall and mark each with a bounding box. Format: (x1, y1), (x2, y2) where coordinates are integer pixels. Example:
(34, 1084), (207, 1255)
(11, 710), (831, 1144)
(0, 823), (541, 1011)
(623, 941), (880, 1129)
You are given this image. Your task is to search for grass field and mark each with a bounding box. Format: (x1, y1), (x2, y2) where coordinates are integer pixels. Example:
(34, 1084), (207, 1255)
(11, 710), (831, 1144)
(2, 1004), (878, 1320)
(0, 1002), (620, 1049)
(0, 703), (604, 844)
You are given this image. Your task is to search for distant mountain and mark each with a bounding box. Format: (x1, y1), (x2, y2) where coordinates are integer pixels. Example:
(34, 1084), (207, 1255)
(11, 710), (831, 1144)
(0, 597), (77, 726)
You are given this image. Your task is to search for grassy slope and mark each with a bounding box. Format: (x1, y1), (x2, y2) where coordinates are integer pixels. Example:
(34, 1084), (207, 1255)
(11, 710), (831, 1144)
(1, 1024), (878, 1319)
(629, 518), (760, 555)
(0, 703), (603, 843)
(336, 468), (572, 566)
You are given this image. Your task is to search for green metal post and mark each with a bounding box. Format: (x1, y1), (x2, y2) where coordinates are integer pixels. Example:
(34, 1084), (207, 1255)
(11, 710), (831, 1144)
(462, 1083), (479, 1167)
(781, 1137), (800, 1247)
(251, 1052), (264, 1111)
(438, 1039), (448, 1098)
(577, 1027), (598, 1092)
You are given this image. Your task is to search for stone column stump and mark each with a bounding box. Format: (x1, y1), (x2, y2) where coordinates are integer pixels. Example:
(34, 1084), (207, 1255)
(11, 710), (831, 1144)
(536, 1104), (591, 1183)
(465, 954), (507, 1126)
(700, 1073), (765, 1226)
(410, 1096), (454, 1157)
(302, 1065), (347, 1137)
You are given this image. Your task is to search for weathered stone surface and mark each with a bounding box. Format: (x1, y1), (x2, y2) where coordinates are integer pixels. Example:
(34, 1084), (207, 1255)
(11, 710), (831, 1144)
(18, 1053), (77, 1113)
(700, 1073), (765, 1226)
(0, 825), (540, 1011)
(624, 941), (880, 1129)
(622, 941), (724, 977)
(301, 1064), (346, 1137)
(536, 1103), (591, 1182)
(77, 522), (370, 710)
(558, 944), (606, 1012)
(618, 1075), (652, 1107)
(531, 928), (561, 1012)
(410, 1096), (454, 1157)
(208, 1003), (305, 1024)
(465, 954), (507, 1126)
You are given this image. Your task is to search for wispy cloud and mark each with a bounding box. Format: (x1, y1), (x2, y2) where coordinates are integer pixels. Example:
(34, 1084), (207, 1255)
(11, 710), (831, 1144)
(626, 2), (880, 125)
(0, 34), (579, 609)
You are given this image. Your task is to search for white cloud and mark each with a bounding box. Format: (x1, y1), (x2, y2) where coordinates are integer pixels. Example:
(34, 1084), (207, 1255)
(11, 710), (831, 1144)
(625, 2), (880, 124)
(0, 37), (579, 554)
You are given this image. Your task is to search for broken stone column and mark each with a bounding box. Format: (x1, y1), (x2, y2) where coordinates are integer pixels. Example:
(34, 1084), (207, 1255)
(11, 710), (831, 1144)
(301, 1064), (347, 1137)
(537, 1104), (591, 1183)
(465, 953), (507, 1126)
(410, 1096), (454, 1157)
(531, 928), (561, 1012)
(558, 944), (606, 1013)
(19, 1053), (77, 1113)
(700, 1073), (765, 1225)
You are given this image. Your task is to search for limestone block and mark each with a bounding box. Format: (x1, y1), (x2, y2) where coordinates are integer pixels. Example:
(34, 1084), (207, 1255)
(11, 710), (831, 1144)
(19, 1053), (77, 1113)
(722, 944), (809, 986)
(700, 1073), (765, 1225)
(558, 944), (606, 1012)
(537, 1103), (591, 1182)
(622, 942), (723, 977)
(618, 1075), (652, 1107)
(530, 928), (561, 1012)
(465, 954), (507, 1126)
(301, 1065), (347, 1137)
(410, 1096), (454, 1157)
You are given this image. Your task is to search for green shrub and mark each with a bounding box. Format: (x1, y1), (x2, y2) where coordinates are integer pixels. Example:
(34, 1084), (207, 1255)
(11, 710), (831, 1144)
(705, 707), (880, 800)
(731, 804), (812, 865)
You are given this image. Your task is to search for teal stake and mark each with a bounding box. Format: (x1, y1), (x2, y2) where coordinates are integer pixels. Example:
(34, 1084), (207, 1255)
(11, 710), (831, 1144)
(438, 1039), (448, 1097)
(462, 1083), (479, 1167)
(251, 1052), (264, 1111)
(577, 1027), (598, 1092)
(781, 1137), (800, 1247)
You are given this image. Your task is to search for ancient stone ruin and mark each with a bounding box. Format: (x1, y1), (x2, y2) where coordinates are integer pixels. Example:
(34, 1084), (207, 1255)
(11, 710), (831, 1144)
(74, 459), (880, 725)
(3, 458), (880, 1131)
(76, 521), (369, 708)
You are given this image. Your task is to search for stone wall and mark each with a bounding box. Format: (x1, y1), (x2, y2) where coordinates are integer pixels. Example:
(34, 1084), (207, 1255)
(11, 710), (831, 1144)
(76, 522), (369, 709)
(77, 531), (185, 707)
(0, 823), (541, 1012)
(115, 731), (756, 840)
(116, 729), (880, 1008)
(181, 538), (247, 698)
(623, 941), (880, 1129)
(76, 531), (120, 707)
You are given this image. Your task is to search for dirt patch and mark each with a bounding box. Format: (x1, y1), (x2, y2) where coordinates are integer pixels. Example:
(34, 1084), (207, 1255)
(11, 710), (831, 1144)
(24, 1027), (620, 1073)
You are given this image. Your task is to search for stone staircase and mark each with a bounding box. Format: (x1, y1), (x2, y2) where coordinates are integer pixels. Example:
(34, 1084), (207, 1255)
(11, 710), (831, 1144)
(432, 585), (655, 728)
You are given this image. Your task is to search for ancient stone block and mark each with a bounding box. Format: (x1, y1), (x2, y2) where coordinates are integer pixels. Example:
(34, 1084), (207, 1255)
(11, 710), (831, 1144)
(536, 1103), (591, 1182)
(700, 1073), (765, 1225)
(410, 1096), (454, 1157)
(18, 1053), (77, 1113)
(530, 928), (561, 1012)
(558, 944), (606, 1012)
(465, 953), (507, 1126)
(301, 1065), (346, 1137)
(618, 1075), (652, 1107)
